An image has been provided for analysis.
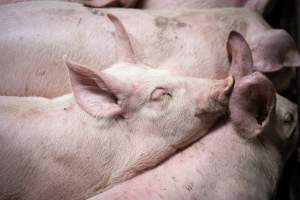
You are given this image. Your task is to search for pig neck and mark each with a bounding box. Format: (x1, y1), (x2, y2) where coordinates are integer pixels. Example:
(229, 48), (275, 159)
(0, 94), (175, 193)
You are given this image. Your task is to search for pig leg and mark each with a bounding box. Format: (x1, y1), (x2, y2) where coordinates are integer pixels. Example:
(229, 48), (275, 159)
(83, 0), (138, 7)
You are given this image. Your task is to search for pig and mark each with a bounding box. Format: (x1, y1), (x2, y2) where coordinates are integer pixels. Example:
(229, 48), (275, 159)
(84, 0), (270, 14)
(89, 95), (298, 200)
(87, 72), (298, 200)
(0, 0), (271, 14)
(0, 58), (234, 200)
(86, 29), (298, 200)
(0, 2), (299, 97)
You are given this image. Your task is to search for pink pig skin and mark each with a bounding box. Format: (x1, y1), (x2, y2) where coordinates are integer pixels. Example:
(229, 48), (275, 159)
(87, 85), (298, 200)
(0, 2), (299, 98)
(0, 59), (234, 200)
(86, 31), (299, 200)
(0, 0), (270, 14)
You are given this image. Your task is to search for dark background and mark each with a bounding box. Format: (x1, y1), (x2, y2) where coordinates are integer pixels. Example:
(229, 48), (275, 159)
(265, 0), (300, 199)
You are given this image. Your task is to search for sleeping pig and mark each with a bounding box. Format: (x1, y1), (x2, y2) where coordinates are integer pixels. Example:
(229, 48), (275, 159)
(0, 59), (233, 200)
(0, 2), (299, 97)
(88, 75), (297, 200)
(86, 36), (298, 199)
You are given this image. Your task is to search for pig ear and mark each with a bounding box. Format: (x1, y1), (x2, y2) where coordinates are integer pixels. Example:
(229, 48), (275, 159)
(229, 72), (276, 139)
(227, 31), (254, 79)
(64, 58), (132, 118)
(250, 29), (300, 73)
(83, 0), (137, 8)
(107, 14), (137, 64)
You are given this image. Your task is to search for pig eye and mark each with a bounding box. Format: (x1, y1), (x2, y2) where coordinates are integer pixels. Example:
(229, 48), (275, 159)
(150, 88), (172, 102)
(283, 112), (294, 124)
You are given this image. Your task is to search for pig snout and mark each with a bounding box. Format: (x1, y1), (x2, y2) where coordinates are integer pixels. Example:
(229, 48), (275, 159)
(194, 76), (234, 120)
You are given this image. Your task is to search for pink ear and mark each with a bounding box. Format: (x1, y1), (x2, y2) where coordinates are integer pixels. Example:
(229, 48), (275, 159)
(229, 72), (276, 139)
(250, 29), (300, 72)
(107, 14), (137, 64)
(64, 58), (132, 118)
(227, 31), (254, 79)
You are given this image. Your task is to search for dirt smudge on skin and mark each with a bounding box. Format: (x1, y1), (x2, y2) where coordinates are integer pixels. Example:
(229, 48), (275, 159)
(88, 8), (105, 16)
(77, 17), (82, 26)
(154, 16), (187, 29)
(155, 16), (169, 29)
(41, 8), (76, 16)
(185, 182), (194, 191)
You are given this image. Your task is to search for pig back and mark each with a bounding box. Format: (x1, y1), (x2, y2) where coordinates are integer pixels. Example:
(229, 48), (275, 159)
(0, 2), (271, 97)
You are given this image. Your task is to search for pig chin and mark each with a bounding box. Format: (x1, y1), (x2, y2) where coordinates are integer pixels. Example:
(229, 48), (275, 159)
(175, 119), (223, 150)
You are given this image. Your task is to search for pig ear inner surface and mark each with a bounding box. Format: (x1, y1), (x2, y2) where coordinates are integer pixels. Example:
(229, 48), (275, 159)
(65, 59), (131, 118)
(229, 72), (275, 139)
(227, 31), (254, 79)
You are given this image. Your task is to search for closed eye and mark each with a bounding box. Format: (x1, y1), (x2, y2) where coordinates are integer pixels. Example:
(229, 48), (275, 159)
(283, 112), (294, 124)
(150, 87), (172, 101)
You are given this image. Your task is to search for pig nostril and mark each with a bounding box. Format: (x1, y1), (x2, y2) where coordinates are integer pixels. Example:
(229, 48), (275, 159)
(283, 113), (294, 123)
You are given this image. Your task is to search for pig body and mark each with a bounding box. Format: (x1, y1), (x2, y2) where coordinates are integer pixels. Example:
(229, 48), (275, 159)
(0, 60), (233, 200)
(0, 0), (271, 14)
(135, 0), (269, 12)
(88, 88), (298, 200)
(0, 2), (299, 97)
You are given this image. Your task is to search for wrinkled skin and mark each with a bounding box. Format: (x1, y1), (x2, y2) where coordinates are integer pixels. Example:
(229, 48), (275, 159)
(0, 59), (234, 200)
(0, 2), (299, 98)
(87, 75), (298, 200)
(0, 0), (270, 14)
